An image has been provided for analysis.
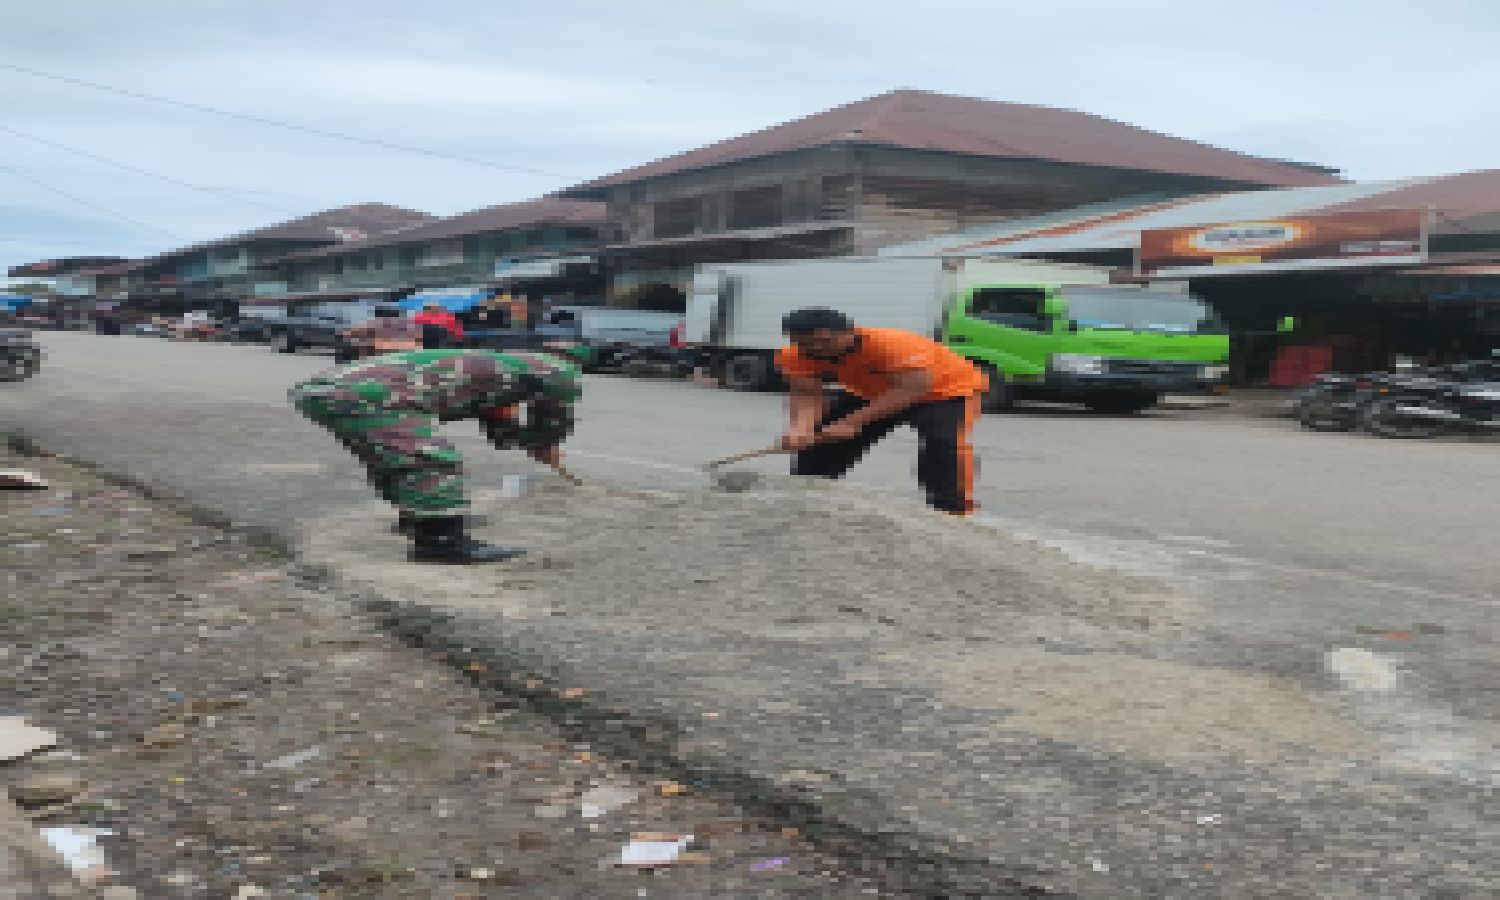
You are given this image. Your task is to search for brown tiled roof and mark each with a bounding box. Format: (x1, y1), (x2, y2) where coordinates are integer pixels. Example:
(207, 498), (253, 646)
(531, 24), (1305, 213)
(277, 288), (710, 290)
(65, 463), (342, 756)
(7, 256), (130, 277)
(564, 90), (1342, 196)
(135, 203), (436, 270)
(1322, 170), (1500, 226)
(260, 197), (604, 265)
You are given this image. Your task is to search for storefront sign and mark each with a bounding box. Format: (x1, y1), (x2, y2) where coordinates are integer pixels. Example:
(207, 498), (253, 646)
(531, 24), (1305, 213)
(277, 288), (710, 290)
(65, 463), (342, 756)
(1138, 209), (1428, 277)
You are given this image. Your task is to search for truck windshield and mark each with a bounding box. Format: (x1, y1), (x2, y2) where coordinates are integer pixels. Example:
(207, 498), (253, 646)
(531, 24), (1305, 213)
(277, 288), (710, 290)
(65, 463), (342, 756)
(1061, 287), (1220, 334)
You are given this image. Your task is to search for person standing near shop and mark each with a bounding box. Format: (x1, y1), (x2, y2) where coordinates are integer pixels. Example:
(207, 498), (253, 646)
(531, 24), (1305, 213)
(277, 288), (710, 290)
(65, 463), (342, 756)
(413, 301), (465, 347)
(775, 307), (988, 515)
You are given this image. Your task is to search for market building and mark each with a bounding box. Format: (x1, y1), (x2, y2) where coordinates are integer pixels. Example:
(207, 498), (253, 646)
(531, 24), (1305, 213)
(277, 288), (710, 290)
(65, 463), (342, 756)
(250, 197), (606, 312)
(562, 89), (1340, 307)
(883, 170), (1500, 383)
(109, 203), (436, 317)
(5, 256), (133, 326)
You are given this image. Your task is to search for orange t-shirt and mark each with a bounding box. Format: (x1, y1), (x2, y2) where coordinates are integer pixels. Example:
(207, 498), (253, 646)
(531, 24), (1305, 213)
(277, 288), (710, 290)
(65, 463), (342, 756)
(775, 327), (986, 401)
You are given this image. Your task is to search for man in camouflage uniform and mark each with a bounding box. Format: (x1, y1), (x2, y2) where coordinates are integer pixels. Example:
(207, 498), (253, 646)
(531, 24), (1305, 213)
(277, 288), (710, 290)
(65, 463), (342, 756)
(289, 348), (580, 563)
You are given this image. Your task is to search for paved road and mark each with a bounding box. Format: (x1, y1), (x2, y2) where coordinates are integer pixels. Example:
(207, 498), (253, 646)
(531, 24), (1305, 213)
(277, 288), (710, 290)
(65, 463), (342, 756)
(6, 333), (1499, 895)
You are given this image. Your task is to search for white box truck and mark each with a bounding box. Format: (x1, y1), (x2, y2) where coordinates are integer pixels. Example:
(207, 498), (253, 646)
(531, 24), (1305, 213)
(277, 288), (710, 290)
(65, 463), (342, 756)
(683, 256), (1229, 413)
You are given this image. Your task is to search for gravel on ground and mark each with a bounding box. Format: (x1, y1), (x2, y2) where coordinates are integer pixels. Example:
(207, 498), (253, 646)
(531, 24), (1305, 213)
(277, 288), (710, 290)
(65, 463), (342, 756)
(2, 450), (894, 898)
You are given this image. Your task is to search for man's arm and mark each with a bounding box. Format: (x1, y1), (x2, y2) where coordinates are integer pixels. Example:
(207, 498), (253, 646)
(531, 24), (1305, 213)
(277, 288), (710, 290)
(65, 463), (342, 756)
(783, 375), (825, 450)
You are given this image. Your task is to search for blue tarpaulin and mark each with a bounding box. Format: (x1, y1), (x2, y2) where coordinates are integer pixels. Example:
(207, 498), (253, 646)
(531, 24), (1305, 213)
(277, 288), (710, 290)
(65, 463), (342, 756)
(397, 289), (489, 314)
(1, 294), (34, 311)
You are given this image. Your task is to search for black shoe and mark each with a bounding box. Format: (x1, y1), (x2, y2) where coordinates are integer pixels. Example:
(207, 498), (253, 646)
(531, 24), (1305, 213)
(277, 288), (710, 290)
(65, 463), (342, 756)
(409, 515), (525, 564)
(392, 512), (490, 535)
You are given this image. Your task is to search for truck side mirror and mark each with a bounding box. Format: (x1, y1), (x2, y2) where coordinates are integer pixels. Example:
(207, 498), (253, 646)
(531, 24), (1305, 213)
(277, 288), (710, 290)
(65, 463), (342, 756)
(1042, 295), (1066, 319)
(1277, 316), (1297, 333)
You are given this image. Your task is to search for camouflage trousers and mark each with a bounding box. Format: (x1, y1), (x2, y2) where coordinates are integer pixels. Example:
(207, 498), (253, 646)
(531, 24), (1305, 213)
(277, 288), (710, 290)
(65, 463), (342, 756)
(290, 379), (468, 518)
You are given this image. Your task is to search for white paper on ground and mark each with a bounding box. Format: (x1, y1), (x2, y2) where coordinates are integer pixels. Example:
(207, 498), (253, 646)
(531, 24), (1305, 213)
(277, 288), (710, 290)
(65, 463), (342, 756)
(39, 826), (113, 877)
(580, 781), (641, 819)
(617, 835), (691, 867)
(0, 716), (58, 761)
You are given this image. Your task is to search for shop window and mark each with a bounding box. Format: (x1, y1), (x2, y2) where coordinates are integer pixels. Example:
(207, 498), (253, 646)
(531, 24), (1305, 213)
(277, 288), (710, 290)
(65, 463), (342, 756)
(729, 185), (783, 230)
(969, 288), (1049, 331)
(653, 199), (701, 239)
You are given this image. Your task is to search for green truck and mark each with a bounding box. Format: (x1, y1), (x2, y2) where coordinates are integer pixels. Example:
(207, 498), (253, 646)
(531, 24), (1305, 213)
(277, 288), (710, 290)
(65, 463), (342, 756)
(684, 257), (1229, 413)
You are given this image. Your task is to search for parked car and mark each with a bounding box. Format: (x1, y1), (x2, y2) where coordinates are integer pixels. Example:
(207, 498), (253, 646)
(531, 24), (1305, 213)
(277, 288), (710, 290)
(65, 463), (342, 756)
(223, 318), (275, 344)
(263, 304), (377, 354)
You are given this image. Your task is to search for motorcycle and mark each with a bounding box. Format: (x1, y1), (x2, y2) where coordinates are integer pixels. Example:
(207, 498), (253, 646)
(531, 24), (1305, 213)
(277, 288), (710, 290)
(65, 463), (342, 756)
(1, 328), (41, 382)
(1361, 357), (1500, 439)
(1290, 373), (1367, 432)
(1291, 371), (1428, 432)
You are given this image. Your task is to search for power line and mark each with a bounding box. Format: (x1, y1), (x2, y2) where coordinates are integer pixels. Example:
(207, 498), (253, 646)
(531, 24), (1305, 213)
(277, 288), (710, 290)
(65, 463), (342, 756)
(0, 124), (299, 215)
(1, 62), (576, 180)
(0, 162), (184, 240)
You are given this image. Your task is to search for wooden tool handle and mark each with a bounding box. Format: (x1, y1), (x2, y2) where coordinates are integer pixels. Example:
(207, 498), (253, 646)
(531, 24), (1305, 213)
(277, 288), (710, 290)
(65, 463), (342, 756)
(705, 446), (784, 469)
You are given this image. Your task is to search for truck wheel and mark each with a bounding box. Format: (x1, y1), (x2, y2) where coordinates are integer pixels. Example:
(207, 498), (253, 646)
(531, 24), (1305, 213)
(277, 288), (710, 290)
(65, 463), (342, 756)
(723, 354), (773, 392)
(977, 364), (1014, 413)
(272, 332), (298, 354)
(1084, 392), (1159, 415)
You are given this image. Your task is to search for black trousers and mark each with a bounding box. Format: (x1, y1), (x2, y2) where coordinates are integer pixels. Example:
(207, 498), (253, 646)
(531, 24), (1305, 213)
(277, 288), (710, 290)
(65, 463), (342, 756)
(792, 390), (980, 514)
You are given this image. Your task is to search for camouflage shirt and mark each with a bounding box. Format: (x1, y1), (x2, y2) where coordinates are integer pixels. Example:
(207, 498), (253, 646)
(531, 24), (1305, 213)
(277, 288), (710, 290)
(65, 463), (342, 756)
(301, 349), (580, 448)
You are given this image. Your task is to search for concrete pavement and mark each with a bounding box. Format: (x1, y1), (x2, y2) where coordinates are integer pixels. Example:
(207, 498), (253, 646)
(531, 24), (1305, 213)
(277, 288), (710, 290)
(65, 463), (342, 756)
(5, 332), (1498, 896)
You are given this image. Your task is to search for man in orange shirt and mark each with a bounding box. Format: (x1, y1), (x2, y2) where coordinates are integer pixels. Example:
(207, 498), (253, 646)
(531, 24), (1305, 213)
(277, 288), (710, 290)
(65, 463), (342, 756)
(775, 307), (987, 515)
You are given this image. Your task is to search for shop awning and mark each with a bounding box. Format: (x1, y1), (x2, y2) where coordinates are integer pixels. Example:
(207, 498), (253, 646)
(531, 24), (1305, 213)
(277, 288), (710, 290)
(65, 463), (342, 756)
(398, 287), (491, 313)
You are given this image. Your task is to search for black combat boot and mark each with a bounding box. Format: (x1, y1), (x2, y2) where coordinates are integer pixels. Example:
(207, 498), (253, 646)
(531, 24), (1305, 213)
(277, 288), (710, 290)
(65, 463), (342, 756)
(392, 511), (489, 535)
(409, 515), (525, 564)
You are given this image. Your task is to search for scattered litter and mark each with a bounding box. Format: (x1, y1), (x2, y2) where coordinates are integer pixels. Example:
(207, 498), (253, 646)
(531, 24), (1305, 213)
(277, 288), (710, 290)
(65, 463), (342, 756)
(457, 716), (512, 738)
(1196, 813), (1223, 825)
(617, 833), (692, 867)
(0, 716), (58, 761)
(10, 772), (86, 806)
(233, 888), (267, 899)
(36, 507), (72, 516)
(501, 474), (538, 498)
(1378, 631), (1414, 641)
(142, 722), (187, 749)
(1, 467), (49, 489)
(749, 856), (791, 872)
(580, 781), (641, 819)
(39, 826), (114, 882)
(533, 803), (569, 819)
(265, 747), (322, 770)
(654, 780), (689, 797)
(1088, 857), (1110, 873)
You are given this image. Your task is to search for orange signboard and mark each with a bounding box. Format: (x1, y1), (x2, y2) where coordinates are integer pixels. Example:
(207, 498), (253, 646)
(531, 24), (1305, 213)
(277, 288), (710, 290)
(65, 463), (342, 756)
(1137, 208), (1428, 277)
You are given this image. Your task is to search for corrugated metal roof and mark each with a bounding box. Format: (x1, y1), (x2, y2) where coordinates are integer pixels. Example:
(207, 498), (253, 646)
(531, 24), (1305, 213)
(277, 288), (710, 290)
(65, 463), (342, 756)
(906, 179), (1433, 257)
(878, 193), (1186, 257)
(564, 90), (1341, 197)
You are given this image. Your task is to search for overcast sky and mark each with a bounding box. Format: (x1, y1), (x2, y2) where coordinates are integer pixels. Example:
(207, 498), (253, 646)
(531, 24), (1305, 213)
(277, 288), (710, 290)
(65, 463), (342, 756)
(3, 0), (1498, 281)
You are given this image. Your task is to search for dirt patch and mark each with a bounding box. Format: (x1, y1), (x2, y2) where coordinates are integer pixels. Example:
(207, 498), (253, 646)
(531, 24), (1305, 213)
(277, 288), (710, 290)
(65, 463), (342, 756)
(306, 476), (1194, 646)
(888, 646), (1372, 767)
(2, 455), (891, 897)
